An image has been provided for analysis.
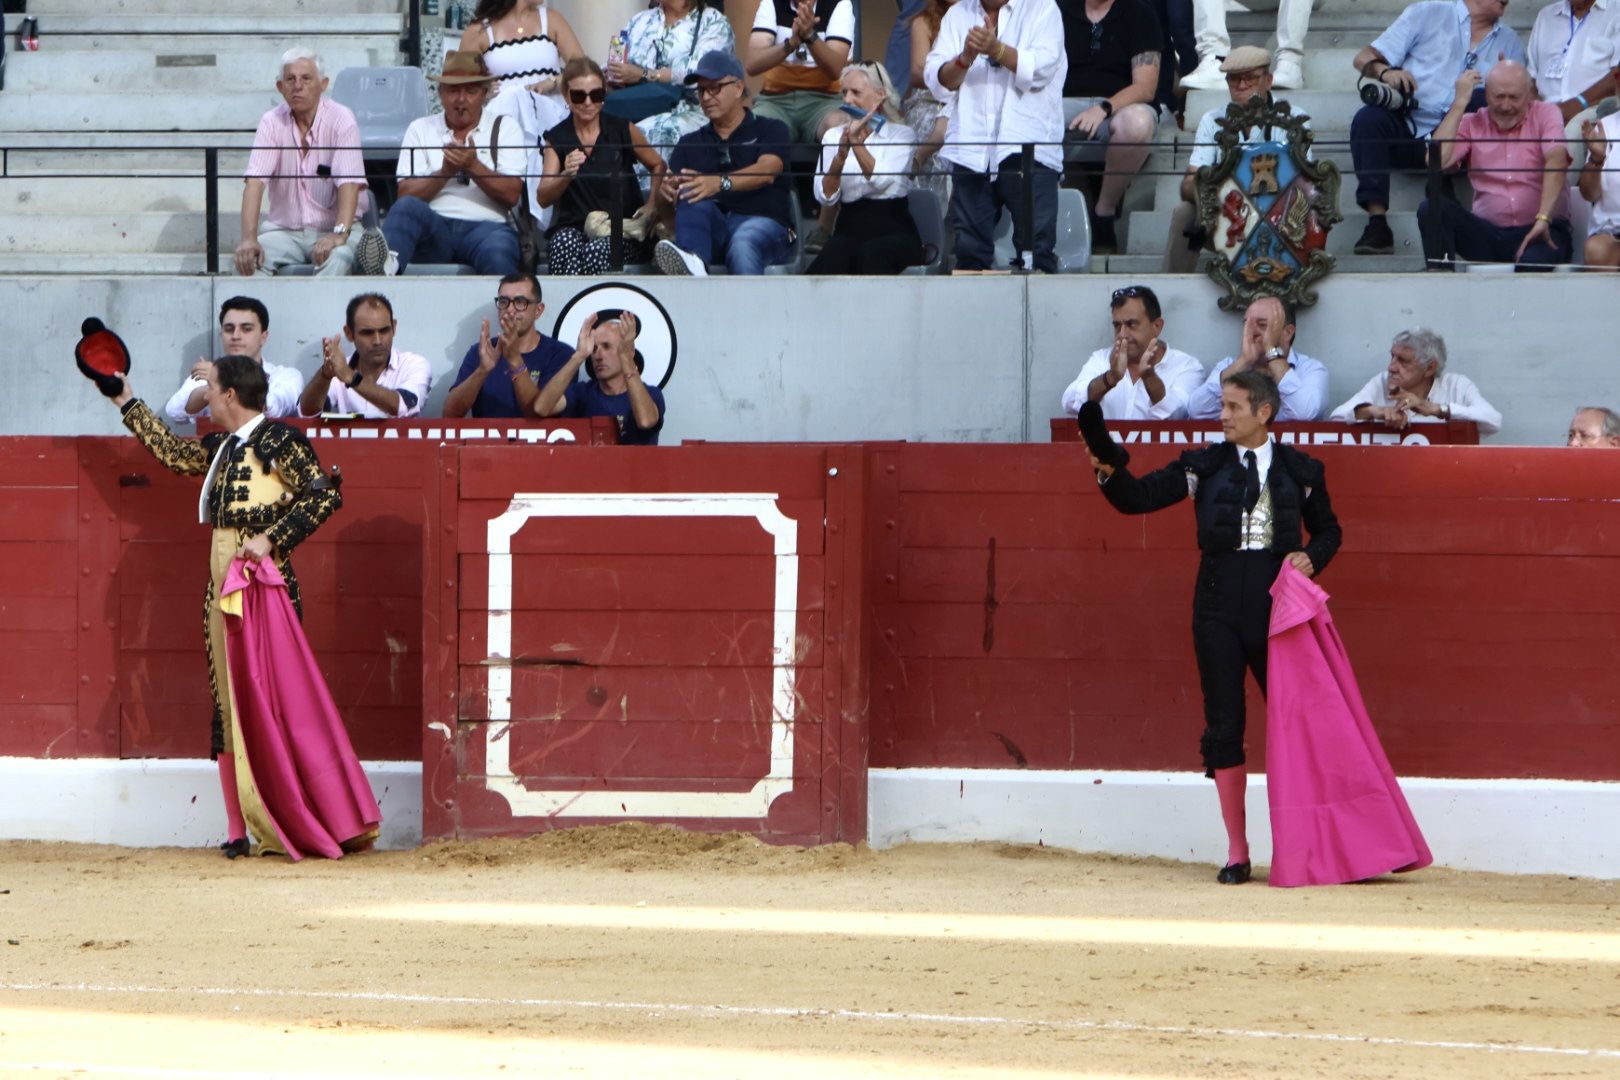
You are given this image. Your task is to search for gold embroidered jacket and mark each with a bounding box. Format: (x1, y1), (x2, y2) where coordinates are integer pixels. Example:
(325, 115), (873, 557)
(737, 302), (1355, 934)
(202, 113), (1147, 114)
(120, 399), (341, 554)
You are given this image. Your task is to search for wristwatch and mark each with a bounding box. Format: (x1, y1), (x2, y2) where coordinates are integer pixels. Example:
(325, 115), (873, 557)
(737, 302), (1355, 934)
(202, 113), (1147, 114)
(1265, 346), (1287, 362)
(332, 223), (349, 236)
(348, 370), (363, 390)
(720, 175), (733, 194)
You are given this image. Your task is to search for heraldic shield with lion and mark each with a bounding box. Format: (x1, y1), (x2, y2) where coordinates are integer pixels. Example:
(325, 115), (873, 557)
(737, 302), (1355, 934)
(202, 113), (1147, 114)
(1193, 96), (1343, 312)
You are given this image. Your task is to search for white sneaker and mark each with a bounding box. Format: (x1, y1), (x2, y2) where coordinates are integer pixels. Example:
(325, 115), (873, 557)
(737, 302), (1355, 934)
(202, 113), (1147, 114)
(1180, 55), (1225, 91)
(1272, 56), (1304, 90)
(654, 239), (706, 277)
(383, 250), (399, 277)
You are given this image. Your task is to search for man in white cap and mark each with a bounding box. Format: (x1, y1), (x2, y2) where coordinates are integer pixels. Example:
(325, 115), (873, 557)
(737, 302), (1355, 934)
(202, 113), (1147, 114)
(1164, 45), (1309, 272)
(1180, 0), (1315, 91)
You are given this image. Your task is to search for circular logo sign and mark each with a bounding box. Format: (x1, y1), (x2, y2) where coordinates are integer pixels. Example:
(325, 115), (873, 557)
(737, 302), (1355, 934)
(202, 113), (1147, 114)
(553, 282), (678, 390)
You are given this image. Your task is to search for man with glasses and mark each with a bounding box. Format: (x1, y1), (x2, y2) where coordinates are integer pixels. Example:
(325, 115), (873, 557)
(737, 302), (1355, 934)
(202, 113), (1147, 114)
(445, 274), (578, 418)
(1348, 0), (1525, 255)
(1163, 46), (1308, 272)
(298, 292), (433, 419)
(1061, 285), (1205, 420)
(381, 51), (528, 276)
(655, 50), (796, 276)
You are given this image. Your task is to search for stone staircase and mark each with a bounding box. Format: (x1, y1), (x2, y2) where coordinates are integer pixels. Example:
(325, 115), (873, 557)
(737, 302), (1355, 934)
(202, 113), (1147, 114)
(0, 0), (404, 273)
(1099, 0), (1543, 275)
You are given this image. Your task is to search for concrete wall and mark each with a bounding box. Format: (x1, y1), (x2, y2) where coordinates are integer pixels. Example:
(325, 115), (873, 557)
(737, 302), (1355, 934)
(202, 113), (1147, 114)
(1, 274), (1605, 445)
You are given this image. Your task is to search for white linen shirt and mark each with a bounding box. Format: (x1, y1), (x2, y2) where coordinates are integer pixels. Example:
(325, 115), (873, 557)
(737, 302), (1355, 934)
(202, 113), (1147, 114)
(814, 121), (917, 205)
(924, 0), (1068, 175)
(315, 348), (433, 419)
(1584, 112), (1620, 234)
(1328, 370), (1503, 436)
(396, 110), (529, 224)
(1185, 350), (1330, 421)
(1527, 0), (1620, 103)
(163, 360), (302, 425)
(1061, 344), (1206, 420)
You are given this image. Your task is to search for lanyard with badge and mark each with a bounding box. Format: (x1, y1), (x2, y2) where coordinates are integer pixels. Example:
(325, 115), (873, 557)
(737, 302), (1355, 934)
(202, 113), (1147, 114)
(1545, 6), (1590, 81)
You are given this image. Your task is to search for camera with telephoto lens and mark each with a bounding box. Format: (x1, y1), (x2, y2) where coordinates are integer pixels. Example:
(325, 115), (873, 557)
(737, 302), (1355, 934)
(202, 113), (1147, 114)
(1359, 72), (1410, 112)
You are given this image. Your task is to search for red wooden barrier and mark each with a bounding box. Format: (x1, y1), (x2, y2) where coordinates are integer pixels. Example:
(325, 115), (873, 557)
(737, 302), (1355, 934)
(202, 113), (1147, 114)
(1049, 418), (1482, 446)
(423, 444), (870, 844)
(3, 433), (1618, 849)
(867, 442), (1620, 783)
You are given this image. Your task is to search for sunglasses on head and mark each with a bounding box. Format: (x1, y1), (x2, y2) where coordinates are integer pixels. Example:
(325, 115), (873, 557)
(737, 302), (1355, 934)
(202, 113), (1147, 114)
(1112, 286), (1148, 302)
(569, 87), (607, 104)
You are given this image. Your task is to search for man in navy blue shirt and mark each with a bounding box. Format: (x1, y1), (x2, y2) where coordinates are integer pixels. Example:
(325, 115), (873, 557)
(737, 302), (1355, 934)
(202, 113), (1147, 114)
(654, 50), (795, 277)
(443, 273), (577, 418)
(533, 311), (666, 445)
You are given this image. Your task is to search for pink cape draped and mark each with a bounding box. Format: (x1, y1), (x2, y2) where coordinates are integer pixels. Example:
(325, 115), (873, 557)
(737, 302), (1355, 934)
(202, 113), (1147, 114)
(220, 558), (381, 861)
(1265, 562), (1432, 887)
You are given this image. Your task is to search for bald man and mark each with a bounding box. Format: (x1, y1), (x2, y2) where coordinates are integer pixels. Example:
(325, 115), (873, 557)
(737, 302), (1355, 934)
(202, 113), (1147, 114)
(1419, 61), (1572, 271)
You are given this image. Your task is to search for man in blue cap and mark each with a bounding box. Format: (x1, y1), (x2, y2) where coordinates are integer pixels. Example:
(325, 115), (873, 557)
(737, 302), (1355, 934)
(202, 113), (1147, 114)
(654, 50), (796, 276)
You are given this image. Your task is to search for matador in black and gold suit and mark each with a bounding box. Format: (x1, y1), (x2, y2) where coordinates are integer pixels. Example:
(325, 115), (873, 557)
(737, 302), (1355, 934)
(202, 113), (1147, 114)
(119, 398), (342, 761)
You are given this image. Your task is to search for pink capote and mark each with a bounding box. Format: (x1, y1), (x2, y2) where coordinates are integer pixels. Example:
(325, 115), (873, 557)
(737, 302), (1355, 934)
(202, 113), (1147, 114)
(1265, 562), (1432, 887)
(220, 558), (381, 861)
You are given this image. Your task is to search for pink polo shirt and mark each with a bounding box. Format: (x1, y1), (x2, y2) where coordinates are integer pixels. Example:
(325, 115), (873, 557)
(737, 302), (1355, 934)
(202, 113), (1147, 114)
(1454, 100), (1569, 228)
(245, 98), (371, 232)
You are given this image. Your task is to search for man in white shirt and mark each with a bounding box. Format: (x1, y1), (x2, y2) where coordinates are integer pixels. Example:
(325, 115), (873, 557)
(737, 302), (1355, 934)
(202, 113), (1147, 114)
(298, 293), (432, 419)
(1329, 328), (1502, 437)
(1186, 296), (1327, 422)
(1567, 405), (1620, 446)
(1577, 112), (1620, 265)
(924, 0), (1068, 272)
(382, 51), (527, 275)
(1527, 0), (1620, 141)
(1163, 46), (1310, 272)
(1061, 284), (1205, 420)
(164, 296), (302, 425)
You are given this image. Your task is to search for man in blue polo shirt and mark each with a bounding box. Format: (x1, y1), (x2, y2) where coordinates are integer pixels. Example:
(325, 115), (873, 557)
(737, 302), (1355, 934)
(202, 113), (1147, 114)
(654, 50), (795, 277)
(443, 273), (577, 418)
(532, 311), (667, 445)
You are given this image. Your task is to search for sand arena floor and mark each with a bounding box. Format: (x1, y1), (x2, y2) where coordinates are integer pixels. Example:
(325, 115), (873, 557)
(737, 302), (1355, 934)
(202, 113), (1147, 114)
(0, 825), (1616, 1079)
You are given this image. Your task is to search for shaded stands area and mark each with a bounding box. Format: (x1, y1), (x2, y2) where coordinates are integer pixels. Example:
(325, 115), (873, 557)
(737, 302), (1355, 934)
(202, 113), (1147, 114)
(3, 431), (1617, 858)
(3, 0), (1609, 277)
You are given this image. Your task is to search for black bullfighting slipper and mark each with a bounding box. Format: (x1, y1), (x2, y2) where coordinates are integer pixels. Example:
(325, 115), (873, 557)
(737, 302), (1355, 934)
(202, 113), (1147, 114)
(1216, 861), (1251, 885)
(220, 838), (250, 860)
(1076, 400), (1129, 470)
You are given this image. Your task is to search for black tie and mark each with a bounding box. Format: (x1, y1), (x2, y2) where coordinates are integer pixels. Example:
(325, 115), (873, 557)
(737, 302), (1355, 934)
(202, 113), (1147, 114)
(1243, 450), (1260, 513)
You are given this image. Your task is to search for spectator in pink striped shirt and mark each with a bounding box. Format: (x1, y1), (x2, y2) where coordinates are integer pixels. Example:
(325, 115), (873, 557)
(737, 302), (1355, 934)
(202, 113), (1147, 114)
(237, 48), (386, 277)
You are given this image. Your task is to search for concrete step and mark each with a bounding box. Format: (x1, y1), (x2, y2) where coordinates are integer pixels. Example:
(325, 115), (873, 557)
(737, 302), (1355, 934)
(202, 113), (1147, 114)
(1088, 250), (1426, 274)
(7, 33), (403, 55)
(21, 14), (402, 35)
(0, 253), (207, 274)
(1227, 9), (1536, 36)
(1186, 88), (1360, 140)
(0, 176), (242, 214)
(1122, 205), (1425, 257)
(29, 0), (401, 13)
(0, 211), (230, 253)
(0, 91), (282, 132)
(2, 47), (393, 92)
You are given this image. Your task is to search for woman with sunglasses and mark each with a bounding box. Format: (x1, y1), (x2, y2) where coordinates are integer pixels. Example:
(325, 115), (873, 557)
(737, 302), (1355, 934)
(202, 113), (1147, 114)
(808, 62), (923, 275)
(538, 57), (669, 274)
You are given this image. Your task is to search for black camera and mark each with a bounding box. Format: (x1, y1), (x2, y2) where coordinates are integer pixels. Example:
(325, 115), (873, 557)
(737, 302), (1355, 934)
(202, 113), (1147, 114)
(1359, 74), (1410, 112)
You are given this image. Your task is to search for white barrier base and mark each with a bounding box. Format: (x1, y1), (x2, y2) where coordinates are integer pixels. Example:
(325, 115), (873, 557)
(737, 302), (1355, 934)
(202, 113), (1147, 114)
(868, 768), (1620, 880)
(0, 758), (421, 851)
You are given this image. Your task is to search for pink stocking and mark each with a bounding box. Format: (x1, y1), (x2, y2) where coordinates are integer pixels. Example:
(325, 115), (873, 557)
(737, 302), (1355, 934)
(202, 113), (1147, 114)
(217, 755), (246, 842)
(1213, 766), (1249, 866)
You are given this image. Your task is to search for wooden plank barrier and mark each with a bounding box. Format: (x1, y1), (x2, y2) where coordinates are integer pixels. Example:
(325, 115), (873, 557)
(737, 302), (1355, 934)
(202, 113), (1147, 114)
(1, 433), (1617, 849)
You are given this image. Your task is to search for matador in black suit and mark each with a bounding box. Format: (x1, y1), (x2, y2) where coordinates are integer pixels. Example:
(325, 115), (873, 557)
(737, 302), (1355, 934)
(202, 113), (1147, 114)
(1088, 369), (1341, 884)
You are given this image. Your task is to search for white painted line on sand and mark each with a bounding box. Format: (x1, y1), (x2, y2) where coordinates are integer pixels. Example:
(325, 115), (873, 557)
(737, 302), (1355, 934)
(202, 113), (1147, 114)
(3, 981), (1617, 1062)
